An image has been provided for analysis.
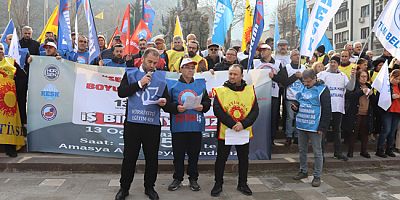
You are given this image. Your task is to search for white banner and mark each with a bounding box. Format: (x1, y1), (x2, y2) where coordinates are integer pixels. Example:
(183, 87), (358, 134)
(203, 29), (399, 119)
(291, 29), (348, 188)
(372, 0), (400, 60)
(300, 0), (343, 57)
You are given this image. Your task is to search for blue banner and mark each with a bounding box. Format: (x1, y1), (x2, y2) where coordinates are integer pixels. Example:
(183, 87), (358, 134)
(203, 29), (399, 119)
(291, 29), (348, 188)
(274, 14), (280, 50)
(58, 0), (73, 52)
(83, 0), (100, 64)
(247, 0), (264, 70)
(143, 0), (155, 32)
(211, 0), (234, 46)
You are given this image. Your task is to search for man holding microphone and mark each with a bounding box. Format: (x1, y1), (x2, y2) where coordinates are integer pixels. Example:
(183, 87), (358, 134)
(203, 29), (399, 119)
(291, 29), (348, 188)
(115, 48), (174, 200)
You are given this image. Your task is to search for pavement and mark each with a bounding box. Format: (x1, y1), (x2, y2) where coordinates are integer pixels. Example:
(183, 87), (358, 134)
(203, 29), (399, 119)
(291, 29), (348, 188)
(1, 167), (400, 200)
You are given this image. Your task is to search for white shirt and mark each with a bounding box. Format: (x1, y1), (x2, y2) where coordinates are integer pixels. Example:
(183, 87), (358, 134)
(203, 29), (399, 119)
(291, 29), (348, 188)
(317, 70), (349, 114)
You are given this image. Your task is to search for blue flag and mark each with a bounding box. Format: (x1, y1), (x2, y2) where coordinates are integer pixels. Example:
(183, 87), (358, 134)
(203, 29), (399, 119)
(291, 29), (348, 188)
(295, 0), (308, 46)
(317, 34), (333, 53)
(247, 0), (264, 71)
(83, 0), (100, 64)
(0, 19), (14, 55)
(211, 0), (234, 46)
(274, 14), (280, 51)
(58, 0), (73, 52)
(143, 0), (155, 32)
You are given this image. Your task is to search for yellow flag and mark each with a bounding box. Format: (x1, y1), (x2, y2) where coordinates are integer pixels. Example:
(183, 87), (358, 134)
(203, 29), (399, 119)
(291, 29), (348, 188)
(95, 11), (104, 20)
(37, 6), (59, 44)
(8, 0), (11, 12)
(173, 16), (183, 37)
(242, 0), (253, 51)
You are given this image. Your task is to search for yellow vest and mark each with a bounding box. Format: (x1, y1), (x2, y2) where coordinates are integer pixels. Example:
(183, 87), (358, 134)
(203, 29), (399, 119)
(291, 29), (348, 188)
(317, 54), (327, 64)
(339, 63), (356, 79)
(0, 57), (25, 147)
(172, 54), (208, 73)
(167, 49), (185, 72)
(213, 85), (255, 140)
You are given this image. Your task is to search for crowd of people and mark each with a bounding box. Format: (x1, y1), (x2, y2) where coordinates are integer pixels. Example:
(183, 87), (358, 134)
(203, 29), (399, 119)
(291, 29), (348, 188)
(1, 26), (400, 199)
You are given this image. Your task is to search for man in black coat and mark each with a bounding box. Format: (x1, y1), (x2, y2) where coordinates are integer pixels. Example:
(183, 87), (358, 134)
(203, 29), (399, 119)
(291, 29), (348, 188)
(19, 26), (40, 56)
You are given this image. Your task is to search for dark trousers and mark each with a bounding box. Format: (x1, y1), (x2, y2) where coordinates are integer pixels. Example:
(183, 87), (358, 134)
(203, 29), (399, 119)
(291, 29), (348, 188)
(327, 112), (343, 155)
(172, 132), (202, 181)
(119, 122), (160, 190)
(348, 115), (369, 154)
(3, 144), (16, 154)
(214, 140), (249, 185)
(271, 97), (281, 142)
(378, 112), (400, 151)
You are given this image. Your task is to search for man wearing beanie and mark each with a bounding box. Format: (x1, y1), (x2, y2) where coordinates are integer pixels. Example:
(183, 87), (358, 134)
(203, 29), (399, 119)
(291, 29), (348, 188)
(317, 56), (356, 162)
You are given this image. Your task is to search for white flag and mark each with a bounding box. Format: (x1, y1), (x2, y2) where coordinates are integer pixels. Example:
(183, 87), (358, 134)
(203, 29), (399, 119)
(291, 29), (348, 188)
(7, 28), (21, 66)
(371, 61), (392, 111)
(300, 0), (344, 58)
(372, 0), (400, 60)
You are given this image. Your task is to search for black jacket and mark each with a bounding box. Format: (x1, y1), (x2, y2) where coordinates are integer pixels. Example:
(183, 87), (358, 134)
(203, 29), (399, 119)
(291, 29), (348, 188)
(205, 56), (222, 70)
(342, 82), (376, 133)
(167, 76), (211, 115)
(273, 63), (302, 94)
(117, 72), (175, 122)
(213, 59), (238, 71)
(213, 80), (259, 139)
(19, 38), (40, 56)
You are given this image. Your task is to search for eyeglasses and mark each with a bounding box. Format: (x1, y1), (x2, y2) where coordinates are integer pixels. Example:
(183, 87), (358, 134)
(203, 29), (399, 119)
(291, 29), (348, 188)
(79, 40), (87, 43)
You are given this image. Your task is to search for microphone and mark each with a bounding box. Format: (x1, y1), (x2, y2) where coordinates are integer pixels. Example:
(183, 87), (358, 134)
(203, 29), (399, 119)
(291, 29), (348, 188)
(143, 70), (155, 88)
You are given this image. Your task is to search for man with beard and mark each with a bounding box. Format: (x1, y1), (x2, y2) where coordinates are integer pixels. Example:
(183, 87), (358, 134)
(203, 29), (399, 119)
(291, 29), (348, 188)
(19, 26), (40, 55)
(172, 41), (208, 72)
(167, 36), (185, 72)
(129, 38), (148, 65)
(273, 39), (291, 67)
(99, 44), (126, 67)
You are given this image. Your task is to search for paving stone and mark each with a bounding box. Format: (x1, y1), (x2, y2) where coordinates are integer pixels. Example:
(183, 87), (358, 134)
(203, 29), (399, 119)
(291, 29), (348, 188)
(352, 174), (379, 181)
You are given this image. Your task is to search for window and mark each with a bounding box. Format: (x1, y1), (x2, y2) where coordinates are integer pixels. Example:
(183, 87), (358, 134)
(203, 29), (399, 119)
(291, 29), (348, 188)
(335, 31), (349, 43)
(376, 0), (384, 18)
(361, 27), (369, 39)
(361, 5), (370, 18)
(335, 10), (349, 23)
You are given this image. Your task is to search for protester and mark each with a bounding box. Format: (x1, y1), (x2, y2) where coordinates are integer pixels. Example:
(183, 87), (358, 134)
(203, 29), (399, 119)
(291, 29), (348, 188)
(39, 31), (56, 52)
(265, 37), (274, 51)
(237, 42), (250, 62)
(115, 48), (174, 200)
(0, 43), (27, 158)
(167, 58), (211, 192)
(43, 41), (59, 57)
(19, 26), (40, 55)
(67, 35), (90, 64)
(212, 48), (238, 72)
(253, 44), (282, 145)
(274, 39), (291, 67)
(356, 58), (368, 71)
(98, 35), (107, 51)
(211, 64), (259, 197)
(205, 43), (222, 70)
(172, 41), (207, 72)
(305, 52), (318, 69)
(339, 50), (357, 79)
(167, 36), (185, 72)
(154, 37), (169, 70)
(275, 50), (305, 146)
(129, 38), (148, 66)
(292, 69), (331, 187)
(99, 44), (126, 67)
(312, 62), (325, 74)
(376, 69), (400, 158)
(315, 45), (329, 65)
(317, 56), (356, 161)
(101, 35), (122, 60)
(345, 70), (375, 158)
